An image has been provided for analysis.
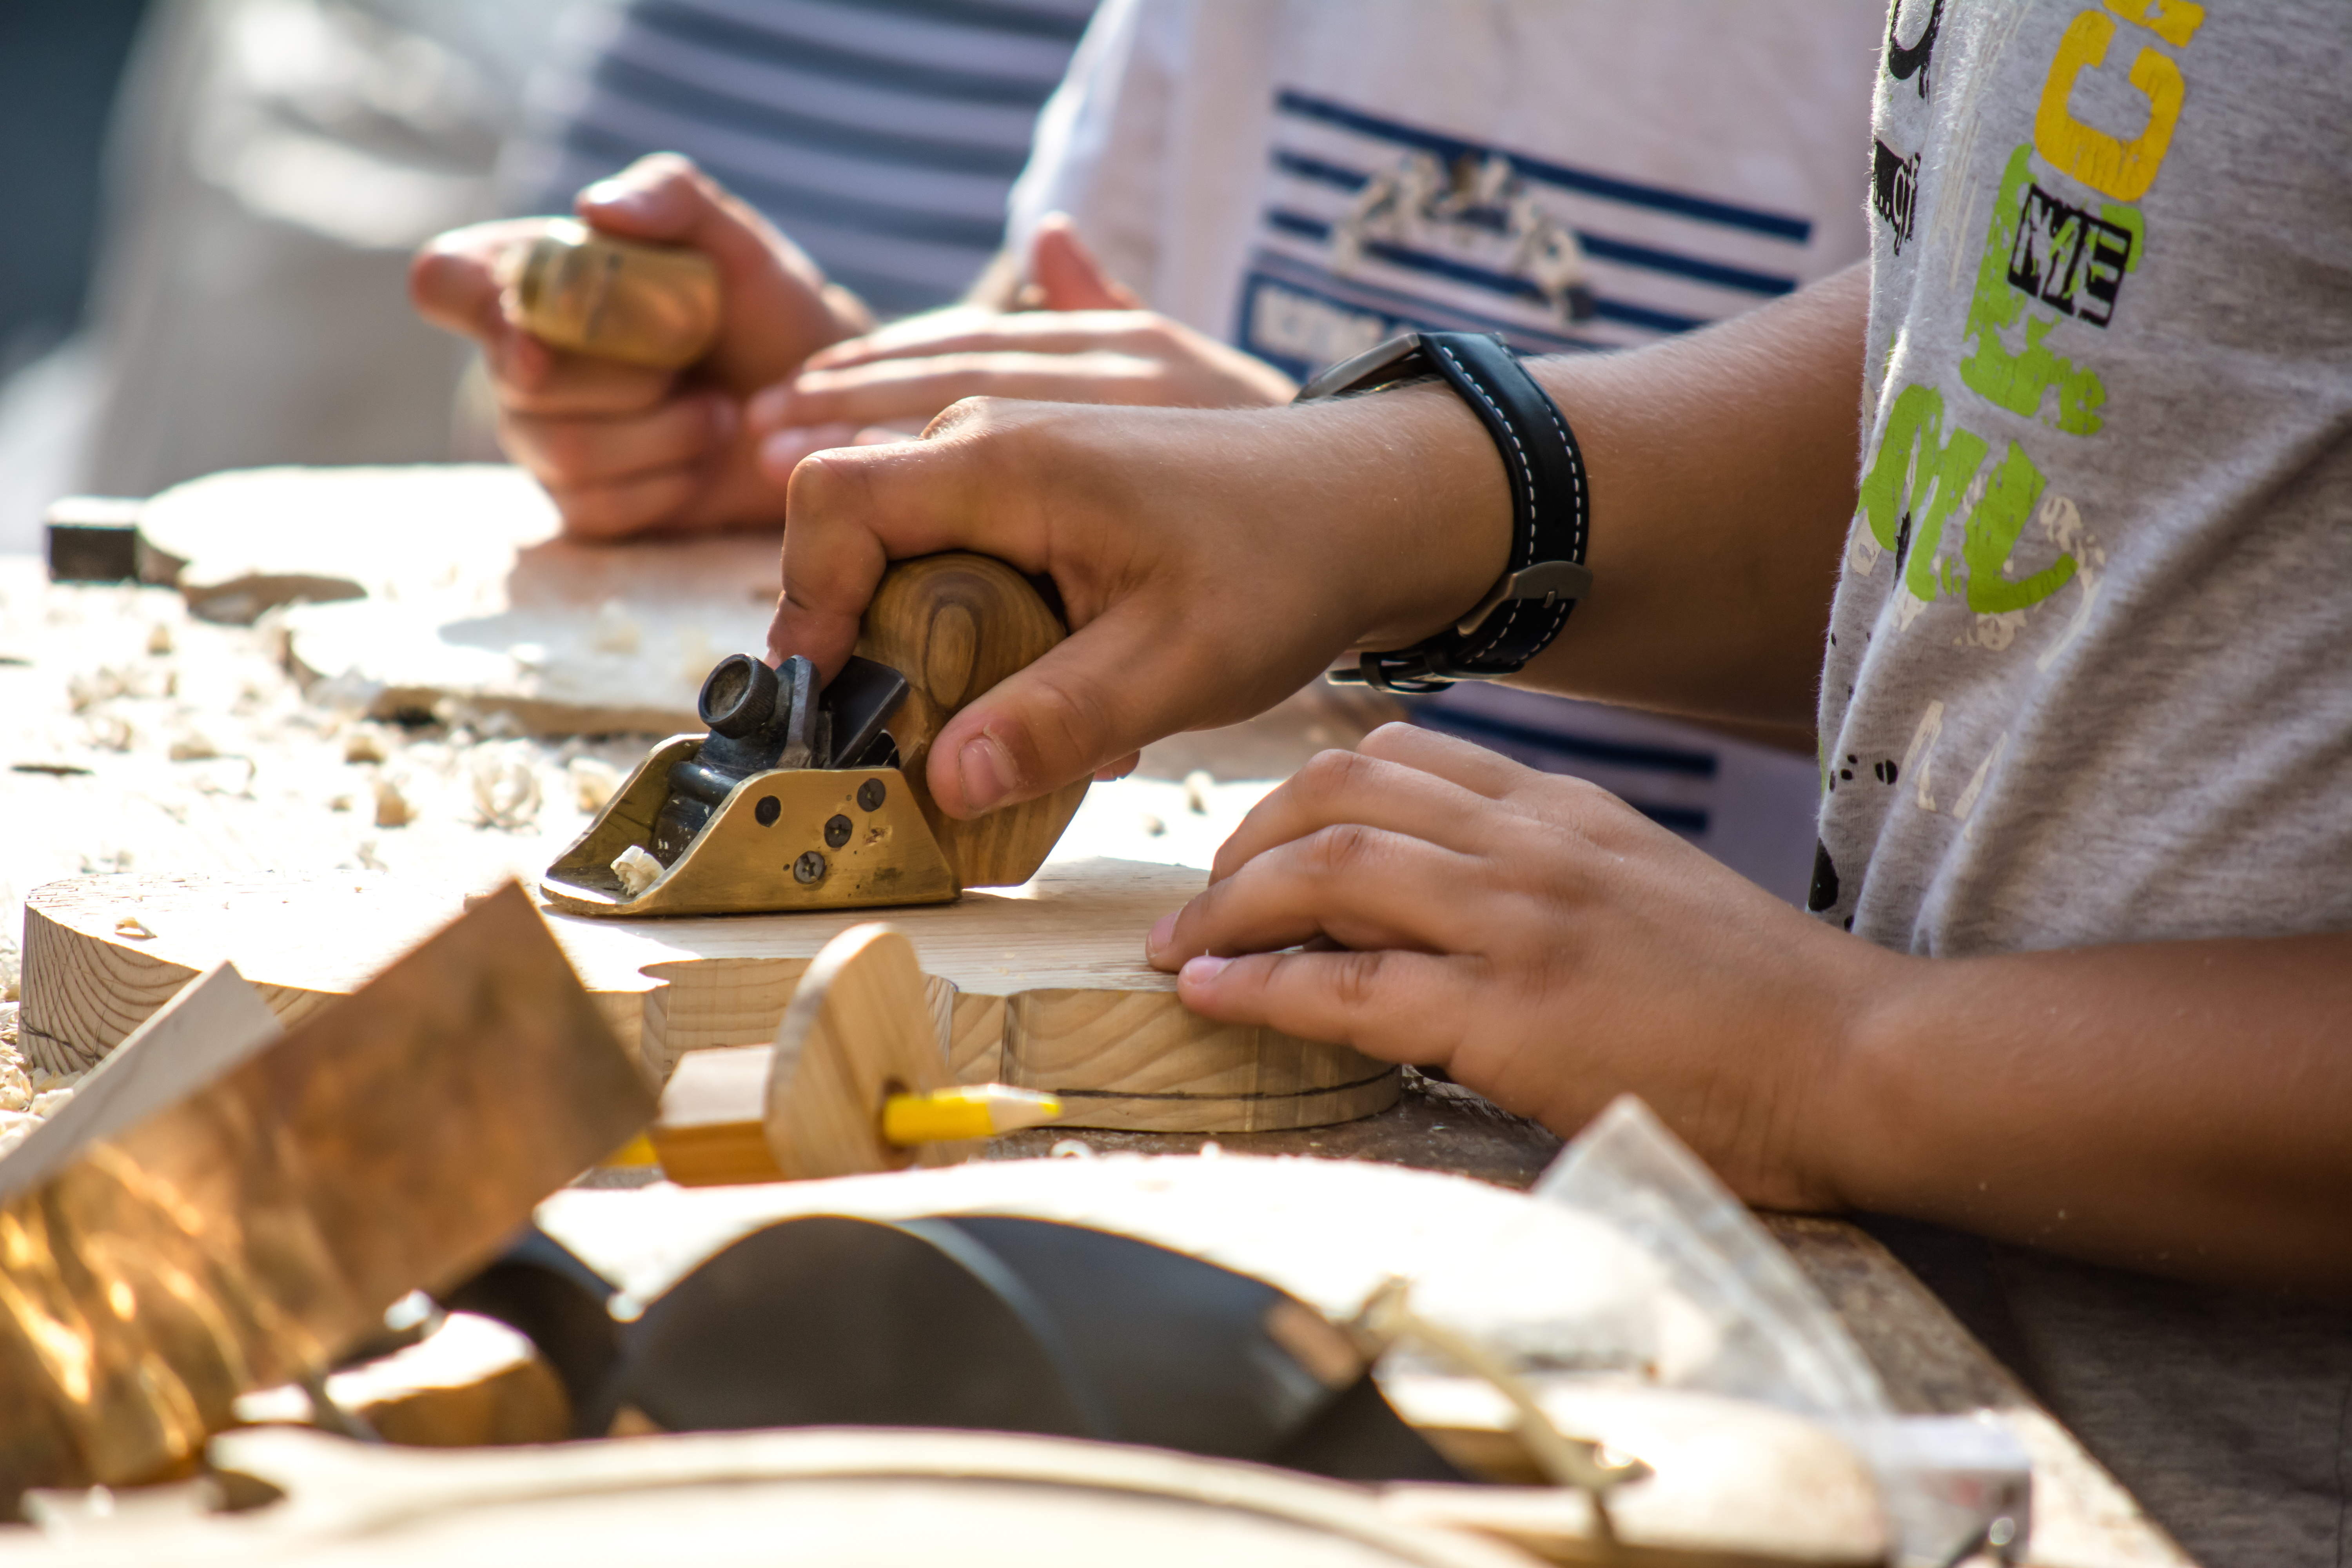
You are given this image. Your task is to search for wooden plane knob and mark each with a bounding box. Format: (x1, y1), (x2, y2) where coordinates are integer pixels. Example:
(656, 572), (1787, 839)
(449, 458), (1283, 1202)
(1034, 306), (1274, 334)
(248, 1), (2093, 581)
(855, 554), (1091, 889)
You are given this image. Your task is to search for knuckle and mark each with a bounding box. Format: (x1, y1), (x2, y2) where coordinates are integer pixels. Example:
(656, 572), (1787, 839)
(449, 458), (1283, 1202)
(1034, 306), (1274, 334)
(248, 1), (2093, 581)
(1330, 949), (1388, 1015)
(783, 448), (862, 517)
(1308, 820), (1381, 878)
(1018, 664), (1116, 772)
(1295, 746), (1374, 803)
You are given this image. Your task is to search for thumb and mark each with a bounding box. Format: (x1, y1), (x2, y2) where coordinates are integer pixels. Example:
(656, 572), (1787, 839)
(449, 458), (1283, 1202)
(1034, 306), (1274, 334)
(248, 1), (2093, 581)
(575, 153), (853, 386)
(928, 607), (1183, 817)
(1029, 213), (1143, 312)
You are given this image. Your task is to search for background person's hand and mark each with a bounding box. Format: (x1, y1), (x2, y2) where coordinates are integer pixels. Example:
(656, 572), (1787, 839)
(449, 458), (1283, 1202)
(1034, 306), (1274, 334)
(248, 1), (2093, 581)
(1146, 723), (1890, 1211)
(747, 216), (1296, 483)
(410, 154), (872, 537)
(769, 389), (1512, 818)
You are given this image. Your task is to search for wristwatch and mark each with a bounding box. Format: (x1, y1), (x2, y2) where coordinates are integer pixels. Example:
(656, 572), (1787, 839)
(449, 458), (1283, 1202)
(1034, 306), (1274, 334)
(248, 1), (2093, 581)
(1296, 330), (1591, 693)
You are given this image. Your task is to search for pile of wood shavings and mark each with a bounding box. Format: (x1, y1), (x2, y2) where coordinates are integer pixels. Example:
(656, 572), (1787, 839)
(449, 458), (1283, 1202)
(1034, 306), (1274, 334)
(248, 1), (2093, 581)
(0, 1004), (85, 1156)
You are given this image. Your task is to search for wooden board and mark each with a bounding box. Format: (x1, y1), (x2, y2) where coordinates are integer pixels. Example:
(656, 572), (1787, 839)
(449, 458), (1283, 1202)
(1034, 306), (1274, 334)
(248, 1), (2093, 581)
(19, 860), (1399, 1134)
(137, 465), (783, 733)
(0, 1425), (1550, 1567)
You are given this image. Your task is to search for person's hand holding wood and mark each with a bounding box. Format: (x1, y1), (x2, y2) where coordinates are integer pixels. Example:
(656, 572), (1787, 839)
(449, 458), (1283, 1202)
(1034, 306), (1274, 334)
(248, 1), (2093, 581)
(769, 263), (2352, 1297)
(410, 154), (873, 538)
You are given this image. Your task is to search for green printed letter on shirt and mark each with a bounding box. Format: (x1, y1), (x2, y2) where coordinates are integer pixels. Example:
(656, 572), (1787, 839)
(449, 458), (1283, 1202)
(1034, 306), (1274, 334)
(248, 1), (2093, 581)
(1960, 145), (2110, 435)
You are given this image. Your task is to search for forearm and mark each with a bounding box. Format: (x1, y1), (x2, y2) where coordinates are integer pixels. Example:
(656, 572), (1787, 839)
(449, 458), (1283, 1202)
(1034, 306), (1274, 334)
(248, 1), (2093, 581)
(1820, 933), (2352, 1294)
(1503, 264), (1869, 727)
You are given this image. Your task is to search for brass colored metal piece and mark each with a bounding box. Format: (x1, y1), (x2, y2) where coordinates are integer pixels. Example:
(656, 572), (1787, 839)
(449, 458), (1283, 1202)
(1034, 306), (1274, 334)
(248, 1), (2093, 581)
(505, 219), (720, 370)
(0, 884), (653, 1500)
(539, 737), (959, 918)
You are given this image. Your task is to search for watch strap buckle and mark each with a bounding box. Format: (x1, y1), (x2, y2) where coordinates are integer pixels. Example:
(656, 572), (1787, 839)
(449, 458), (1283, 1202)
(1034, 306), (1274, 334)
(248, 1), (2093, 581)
(1453, 559), (1593, 637)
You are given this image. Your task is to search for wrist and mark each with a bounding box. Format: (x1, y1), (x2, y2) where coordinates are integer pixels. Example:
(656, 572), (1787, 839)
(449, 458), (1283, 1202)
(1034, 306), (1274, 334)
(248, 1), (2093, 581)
(1301, 385), (1515, 651)
(1800, 938), (1937, 1215)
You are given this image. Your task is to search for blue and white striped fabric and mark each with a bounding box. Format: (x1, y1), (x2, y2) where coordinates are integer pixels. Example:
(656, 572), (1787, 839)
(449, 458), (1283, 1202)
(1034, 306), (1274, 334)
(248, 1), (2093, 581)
(505, 0), (1098, 316)
(1240, 88), (1819, 376)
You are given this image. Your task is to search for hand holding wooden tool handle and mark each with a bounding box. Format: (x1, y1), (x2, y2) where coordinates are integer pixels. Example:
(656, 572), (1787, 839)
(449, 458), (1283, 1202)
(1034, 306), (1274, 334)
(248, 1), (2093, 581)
(853, 553), (1091, 890)
(499, 218), (721, 370)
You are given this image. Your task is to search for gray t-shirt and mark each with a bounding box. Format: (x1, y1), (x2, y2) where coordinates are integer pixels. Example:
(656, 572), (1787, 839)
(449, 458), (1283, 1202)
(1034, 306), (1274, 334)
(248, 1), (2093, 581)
(1814, 2), (2352, 1562)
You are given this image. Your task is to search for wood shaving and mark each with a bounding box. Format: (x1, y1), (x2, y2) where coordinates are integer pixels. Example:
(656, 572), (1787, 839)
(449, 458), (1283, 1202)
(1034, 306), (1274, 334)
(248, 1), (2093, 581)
(86, 712), (134, 752)
(168, 731), (218, 762)
(146, 622), (174, 655)
(372, 775), (416, 828)
(1183, 769), (1214, 814)
(568, 756), (622, 813)
(612, 844), (662, 897)
(356, 840), (388, 872)
(343, 727), (388, 764)
(114, 915), (157, 940)
(469, 746), (542, 830)
(67, 668), (125, 713)
(1141, 814), (1166, 837)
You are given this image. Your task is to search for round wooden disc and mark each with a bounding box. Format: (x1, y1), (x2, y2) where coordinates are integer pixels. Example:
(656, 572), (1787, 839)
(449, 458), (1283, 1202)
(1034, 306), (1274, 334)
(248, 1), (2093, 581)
(764, 925), (958, 1180)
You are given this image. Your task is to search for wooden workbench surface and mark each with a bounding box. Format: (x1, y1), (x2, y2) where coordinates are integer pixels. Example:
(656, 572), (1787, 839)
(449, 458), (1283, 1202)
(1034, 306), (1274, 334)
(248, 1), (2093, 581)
(0, 555), (2189, 1566)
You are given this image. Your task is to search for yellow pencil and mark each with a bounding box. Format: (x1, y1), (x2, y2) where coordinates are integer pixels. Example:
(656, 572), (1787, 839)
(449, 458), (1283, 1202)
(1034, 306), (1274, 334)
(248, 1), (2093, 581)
(602, 1131), (661, 1168)
(882, 1084), (1064, 1145)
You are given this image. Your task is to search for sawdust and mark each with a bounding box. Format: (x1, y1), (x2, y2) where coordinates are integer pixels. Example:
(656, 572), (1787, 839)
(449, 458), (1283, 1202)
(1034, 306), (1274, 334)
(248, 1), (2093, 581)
(0, 1005), (85, 1156)
(372, 775), (416, 828)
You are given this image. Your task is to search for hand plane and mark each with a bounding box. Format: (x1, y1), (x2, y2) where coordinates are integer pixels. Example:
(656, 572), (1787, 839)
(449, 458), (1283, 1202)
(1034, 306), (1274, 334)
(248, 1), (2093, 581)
(541, 553), (1089, 917)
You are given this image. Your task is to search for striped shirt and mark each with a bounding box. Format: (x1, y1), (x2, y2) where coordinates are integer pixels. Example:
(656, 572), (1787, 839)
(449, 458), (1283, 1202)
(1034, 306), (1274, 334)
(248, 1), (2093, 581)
(504, 0), (1098, 316)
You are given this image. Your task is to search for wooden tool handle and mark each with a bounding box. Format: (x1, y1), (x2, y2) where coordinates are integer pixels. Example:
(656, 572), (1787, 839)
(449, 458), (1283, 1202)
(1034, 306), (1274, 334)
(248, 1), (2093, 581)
(854, 554), (1089, 889)
(502, 220), (720, 370)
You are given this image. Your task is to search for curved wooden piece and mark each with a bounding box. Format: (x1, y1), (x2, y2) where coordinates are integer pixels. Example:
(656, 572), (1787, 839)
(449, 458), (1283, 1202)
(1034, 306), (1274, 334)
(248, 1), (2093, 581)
(763, 925), (962, 1180)
(20, 864), (1400, 1136)
(199, 1425), (1544, 1567)
(855, 553), (1090, 888)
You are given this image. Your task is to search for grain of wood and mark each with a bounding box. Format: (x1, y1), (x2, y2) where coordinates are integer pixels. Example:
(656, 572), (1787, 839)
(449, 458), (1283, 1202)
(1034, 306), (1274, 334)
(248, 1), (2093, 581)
(764, 924), (964, 1180)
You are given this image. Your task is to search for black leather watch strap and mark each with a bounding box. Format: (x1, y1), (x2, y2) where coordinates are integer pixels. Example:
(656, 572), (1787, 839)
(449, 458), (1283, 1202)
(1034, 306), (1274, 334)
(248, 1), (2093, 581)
(1296, 331), (1591, 692)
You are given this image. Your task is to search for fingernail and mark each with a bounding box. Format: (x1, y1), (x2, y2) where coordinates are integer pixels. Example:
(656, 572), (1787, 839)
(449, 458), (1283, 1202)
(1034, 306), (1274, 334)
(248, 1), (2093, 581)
(1146, 912), (1176, 958)
(579, 178), (654, 219)
(956, 735), (1019, 815)
(1181, 955), (1230, 985)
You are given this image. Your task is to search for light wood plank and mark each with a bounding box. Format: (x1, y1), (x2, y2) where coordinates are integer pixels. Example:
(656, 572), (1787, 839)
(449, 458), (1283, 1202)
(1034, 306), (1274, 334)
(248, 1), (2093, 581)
(24, 861), (1398, 1134)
